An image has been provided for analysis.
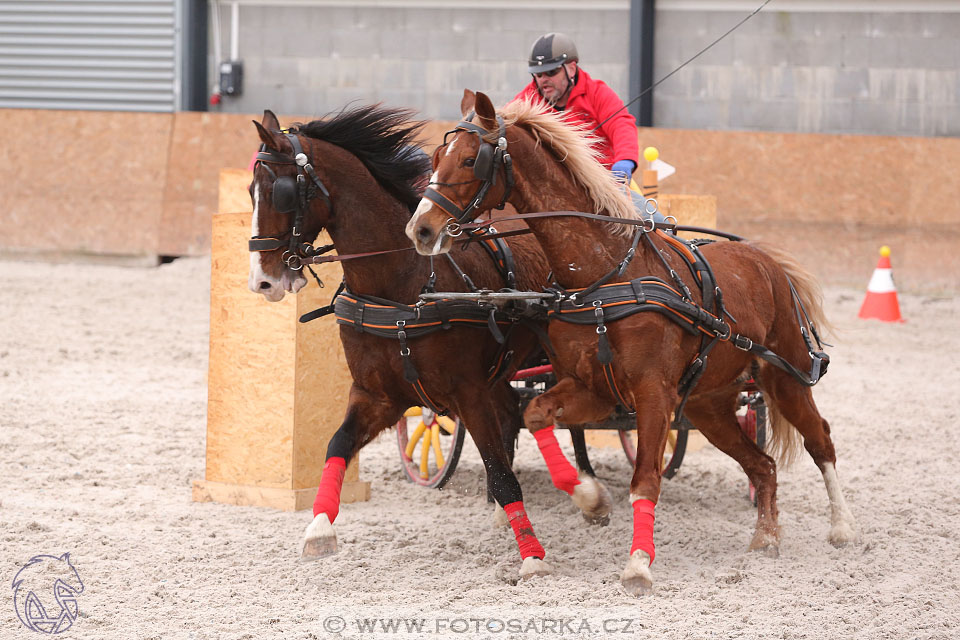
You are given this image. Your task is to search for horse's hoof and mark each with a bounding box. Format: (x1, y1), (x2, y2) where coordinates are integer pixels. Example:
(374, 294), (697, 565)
(519, 556), (551, 580)
(749, 528), (780, 557)
(300, 513), (338, 561)
(749, 539), (780, 558)
(571, 474), (612, 527)
(493, 504), (510, 529)
(621, 550), (653, 596)
(828, 521), (859, 547)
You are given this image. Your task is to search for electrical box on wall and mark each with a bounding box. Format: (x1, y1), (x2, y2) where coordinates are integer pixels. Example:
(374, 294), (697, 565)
(219, 60), (243, 96)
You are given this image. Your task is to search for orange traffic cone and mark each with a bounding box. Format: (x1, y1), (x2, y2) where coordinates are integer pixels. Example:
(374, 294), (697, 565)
(858, 246), (904, 322)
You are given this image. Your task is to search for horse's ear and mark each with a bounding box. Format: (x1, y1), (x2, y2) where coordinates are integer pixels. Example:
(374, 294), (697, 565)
(262, 109), (281, 131)
(474, 92), (497, 132)
(253, 120), (282, 152)
(460, 89), (476, 117)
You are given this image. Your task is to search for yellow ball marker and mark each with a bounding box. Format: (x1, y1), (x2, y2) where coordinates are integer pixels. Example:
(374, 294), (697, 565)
(643, 146), (659, 163)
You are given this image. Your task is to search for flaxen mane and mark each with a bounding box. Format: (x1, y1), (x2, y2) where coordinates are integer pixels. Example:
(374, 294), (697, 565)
(498, 99), (638, 235)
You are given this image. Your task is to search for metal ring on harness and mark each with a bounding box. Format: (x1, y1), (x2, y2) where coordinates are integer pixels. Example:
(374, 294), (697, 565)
(644, 198), (660, 217)
(445, 220), (464, 237)
(642, 215), (656, 233)
(282, 250), (304, 270)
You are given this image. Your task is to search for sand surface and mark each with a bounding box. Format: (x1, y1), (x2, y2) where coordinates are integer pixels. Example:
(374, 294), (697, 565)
(2, 256), (959, 639)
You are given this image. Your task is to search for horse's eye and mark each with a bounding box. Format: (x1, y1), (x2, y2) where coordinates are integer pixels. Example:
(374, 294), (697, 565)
(463, 157), (475, 167)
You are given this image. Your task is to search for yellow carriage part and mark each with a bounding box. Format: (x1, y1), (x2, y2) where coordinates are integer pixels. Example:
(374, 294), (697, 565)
(404, 420), (428, 460)
(395, 407), (466, 489)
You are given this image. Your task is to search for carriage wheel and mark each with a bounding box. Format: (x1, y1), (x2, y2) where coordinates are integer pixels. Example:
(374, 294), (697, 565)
(737, 390), (768, 504)
(395, 406), (465, 489)
(618, 427), (689, 479)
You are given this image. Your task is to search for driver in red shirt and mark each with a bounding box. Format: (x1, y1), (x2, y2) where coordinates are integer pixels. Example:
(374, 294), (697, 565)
(514, 32), (640, 184)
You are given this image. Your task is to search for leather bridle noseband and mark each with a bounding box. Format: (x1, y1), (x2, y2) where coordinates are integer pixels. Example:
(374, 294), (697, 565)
(248, 131), (334, 270)
(422, 113), (515, 232)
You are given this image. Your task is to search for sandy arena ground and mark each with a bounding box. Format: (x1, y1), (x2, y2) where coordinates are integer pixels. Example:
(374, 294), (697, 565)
(2, 256), (959, 639)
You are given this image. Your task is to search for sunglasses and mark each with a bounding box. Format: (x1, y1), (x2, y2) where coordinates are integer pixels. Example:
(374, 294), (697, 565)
(533, 67), (564, 79)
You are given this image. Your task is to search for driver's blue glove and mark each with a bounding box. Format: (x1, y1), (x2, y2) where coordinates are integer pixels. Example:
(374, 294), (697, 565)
(611, 160), (636, 184)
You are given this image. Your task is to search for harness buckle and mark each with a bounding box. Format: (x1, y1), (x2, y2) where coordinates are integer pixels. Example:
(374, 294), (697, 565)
(734, 335), (753, 351)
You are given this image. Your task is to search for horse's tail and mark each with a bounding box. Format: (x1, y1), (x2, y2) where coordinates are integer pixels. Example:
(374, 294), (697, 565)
(750, 241), (833, 468)
(753, 241), (834, 337)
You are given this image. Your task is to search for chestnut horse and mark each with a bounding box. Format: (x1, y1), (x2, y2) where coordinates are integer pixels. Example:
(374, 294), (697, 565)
(406, 91), (859, 595)
(248, 106), (611, 578)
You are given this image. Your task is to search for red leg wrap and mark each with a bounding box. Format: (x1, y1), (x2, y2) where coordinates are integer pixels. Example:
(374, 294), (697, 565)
(503, 501), (545, 560)
(532, 426), (580, 495)
(630, 498), (656, 565)
(312, 457), (346, 522)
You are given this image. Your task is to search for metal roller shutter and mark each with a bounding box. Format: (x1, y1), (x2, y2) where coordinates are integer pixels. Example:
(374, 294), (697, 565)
(0, 0), (178, 112)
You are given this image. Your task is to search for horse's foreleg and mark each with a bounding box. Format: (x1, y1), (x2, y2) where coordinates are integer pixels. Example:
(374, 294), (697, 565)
(301, 385), (399, 562)
(524, 377), (614, 526)
(621, 382), (674, 596)
(759, 367), (859, 546)
(460, 395), (550, 580)
(685, 396), (781, 556)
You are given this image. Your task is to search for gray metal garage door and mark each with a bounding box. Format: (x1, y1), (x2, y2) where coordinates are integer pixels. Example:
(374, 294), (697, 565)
(0, 0), (178, 111)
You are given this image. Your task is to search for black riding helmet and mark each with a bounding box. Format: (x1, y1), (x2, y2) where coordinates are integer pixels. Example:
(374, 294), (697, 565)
(527, 32), (579, 74)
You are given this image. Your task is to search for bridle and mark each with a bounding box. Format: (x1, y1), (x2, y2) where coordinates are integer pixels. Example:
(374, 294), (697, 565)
(422, 113), (515, 232)
(248, 131), (334, 270)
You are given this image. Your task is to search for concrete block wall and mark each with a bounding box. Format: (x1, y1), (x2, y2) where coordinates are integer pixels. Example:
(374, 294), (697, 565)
(214, 4), (628, 122)
(654, 7), (960, 136)
(212, 2), (958, 137)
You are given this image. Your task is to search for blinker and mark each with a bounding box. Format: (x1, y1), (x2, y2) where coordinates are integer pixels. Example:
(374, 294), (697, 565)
(272, 175), (298, 213)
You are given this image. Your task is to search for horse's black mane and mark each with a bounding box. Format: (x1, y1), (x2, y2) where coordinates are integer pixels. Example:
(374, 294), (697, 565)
(291, 105), (431, 211)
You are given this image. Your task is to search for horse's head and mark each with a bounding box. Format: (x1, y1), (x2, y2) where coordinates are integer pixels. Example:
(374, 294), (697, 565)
(406, 90), (513, 255)
(248, 110), (332, 302)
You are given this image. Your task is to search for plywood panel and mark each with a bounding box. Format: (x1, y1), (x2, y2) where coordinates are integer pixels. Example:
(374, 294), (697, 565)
(219, 168), (254, 214)
(161, 112), (262, 256)
(206, 210), (297, 487)
(0, 109), (171, 256)
(293, 248), (359, 488)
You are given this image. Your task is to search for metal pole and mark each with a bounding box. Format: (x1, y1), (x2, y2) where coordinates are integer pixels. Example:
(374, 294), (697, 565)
(181, 0), (209, 111)
(629, 0), (655, 126)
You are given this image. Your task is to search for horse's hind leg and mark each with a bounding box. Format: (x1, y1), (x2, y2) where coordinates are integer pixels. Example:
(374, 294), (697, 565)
(759, 366), (859, 546)
(685, 396), (781, 556)
(302, 384), (400, 561)
(524, 376), (614, 526)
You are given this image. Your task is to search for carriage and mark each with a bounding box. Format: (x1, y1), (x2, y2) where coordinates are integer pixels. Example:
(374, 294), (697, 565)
(395, 366), (768, 499)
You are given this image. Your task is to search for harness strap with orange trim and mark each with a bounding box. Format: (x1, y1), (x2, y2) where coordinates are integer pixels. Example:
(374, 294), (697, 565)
(547, 230), (830, 422)
(332, 290), (524, 414)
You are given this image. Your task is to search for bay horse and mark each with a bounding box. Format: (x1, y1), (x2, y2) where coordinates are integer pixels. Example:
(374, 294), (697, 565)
(406, 90), (860, 595)
(247, 106), (612, 579)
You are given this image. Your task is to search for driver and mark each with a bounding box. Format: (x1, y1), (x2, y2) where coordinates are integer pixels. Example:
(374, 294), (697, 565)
(513, 32), (639, 185)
